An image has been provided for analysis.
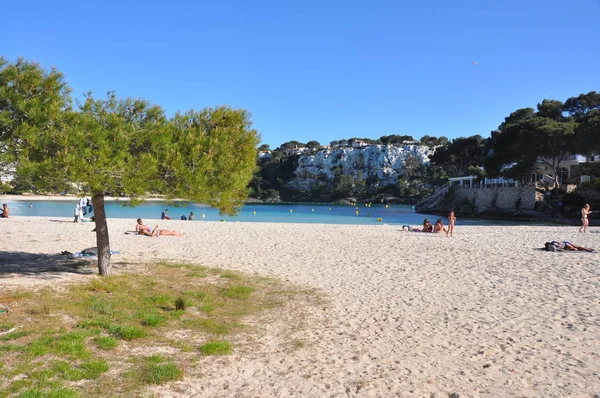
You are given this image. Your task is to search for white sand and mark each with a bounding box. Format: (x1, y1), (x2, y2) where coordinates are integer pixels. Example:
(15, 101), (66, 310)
(1, 216), (599, 397)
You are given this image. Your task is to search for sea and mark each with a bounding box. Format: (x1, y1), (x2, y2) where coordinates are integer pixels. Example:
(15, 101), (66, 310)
(2, 199), (515, 226)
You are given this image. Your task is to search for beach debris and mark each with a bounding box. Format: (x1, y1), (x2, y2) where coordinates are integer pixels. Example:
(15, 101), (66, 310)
(0, 326), (18, 336)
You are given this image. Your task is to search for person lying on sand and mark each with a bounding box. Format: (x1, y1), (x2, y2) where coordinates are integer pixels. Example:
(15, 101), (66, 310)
(135, 219), (183, 237)
(136, 218), (152, 234)
(402, 225), (421, 232)
(150, 227), (183, 237)
(545, 241), (596, 252)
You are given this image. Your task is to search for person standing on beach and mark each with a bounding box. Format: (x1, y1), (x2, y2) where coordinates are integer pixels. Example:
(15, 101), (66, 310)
(74, 202), (83, 222)
(0, 204), (9, 218)
(188, 212), (194, 220)
(580, 204), (592, 233)
(447, 211), (456, 237)
(80, 197), (88, 216)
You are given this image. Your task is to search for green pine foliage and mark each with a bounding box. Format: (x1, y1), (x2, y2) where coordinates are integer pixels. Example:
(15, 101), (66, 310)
(0, 57), (260, 276)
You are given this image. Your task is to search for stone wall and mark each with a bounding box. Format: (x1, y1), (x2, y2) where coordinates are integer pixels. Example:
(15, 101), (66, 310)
(453, 185), (537, 211)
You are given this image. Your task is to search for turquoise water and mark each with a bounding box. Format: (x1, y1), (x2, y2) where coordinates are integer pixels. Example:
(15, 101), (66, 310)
(3, 199), (514, 226)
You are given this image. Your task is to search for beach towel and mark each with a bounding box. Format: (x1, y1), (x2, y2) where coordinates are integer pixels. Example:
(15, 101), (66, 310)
(61, 248), (121, 259)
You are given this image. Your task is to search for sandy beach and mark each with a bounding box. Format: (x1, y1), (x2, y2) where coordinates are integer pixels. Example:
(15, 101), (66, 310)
(1, 215), (599, 397)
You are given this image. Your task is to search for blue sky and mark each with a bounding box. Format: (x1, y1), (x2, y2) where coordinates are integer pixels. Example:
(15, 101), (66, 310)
(4, 0), (600, 148)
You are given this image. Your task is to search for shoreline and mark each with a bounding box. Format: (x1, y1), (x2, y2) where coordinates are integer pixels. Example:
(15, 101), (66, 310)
(0, 194), (178, 202)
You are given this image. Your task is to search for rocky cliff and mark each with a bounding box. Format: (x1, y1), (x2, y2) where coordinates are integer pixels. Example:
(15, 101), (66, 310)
(287, 144), (433, 191)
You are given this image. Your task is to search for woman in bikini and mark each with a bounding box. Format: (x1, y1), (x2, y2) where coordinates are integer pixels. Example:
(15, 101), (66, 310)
(433, 219), (447, 233)
(422, 219), (433, 233)
(579, 204), (592, 233)
(135, 219), (183, 236)
(0, 204), (9, 218)
(447, 211), (456, 237)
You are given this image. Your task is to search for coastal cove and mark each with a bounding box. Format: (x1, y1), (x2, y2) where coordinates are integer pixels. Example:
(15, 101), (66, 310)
(1, 195), (521, 226)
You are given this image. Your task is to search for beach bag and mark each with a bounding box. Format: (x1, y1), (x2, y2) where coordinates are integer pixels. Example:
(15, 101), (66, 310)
(81, 247), (98, 256)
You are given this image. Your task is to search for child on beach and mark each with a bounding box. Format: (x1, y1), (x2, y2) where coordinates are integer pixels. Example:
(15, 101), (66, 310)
(447, 211), (456, 237)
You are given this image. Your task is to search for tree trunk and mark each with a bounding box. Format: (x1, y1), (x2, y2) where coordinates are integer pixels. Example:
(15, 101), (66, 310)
(92, 192), (112, 276)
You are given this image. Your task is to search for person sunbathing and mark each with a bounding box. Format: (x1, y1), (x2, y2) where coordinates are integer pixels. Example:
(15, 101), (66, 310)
(151, 227), (184, 237)
(136, 218), (152, 234)
(422, 219), (433, 233)
(433, 219), (447, 233)
(1, 204), (9, 218)
(545, 241), (596, 252)
(135, 219), (183, 237)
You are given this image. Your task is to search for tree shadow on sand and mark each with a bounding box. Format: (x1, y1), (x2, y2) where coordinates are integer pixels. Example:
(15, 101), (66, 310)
(0, 251), (96, 280)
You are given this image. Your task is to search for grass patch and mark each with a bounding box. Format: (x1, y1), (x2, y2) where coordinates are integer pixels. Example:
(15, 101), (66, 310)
(0, 322), (15, 331)
(50, 359), (109, 380)
(93, 336), (118, 350)
(17, 387), (80, 398)
(217, 270), (241, 280)
(140, 311), (166, 327)
(223, 286), (255, 300)
(200, 340), (231, 356)
(107, 324), (146, 340)
(0, 262), (319, 398)
(182, 318), (233, 335)
(138, 354), (183, 384)
(0, 329), (27, 341)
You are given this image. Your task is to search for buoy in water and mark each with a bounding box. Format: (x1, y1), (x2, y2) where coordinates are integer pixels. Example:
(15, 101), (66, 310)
(355, 210), (359, 215)
(377, 217), (383, 222)
(253, 211), (256, 215)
